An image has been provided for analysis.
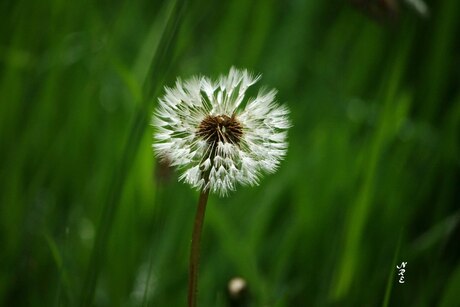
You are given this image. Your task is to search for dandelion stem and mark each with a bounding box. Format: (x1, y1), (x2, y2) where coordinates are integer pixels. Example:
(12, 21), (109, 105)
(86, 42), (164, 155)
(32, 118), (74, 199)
(188, 189), (210, 307)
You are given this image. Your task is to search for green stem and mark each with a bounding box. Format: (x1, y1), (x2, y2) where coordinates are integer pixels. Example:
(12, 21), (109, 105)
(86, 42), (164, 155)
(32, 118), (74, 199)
(188, 189), (210, 307)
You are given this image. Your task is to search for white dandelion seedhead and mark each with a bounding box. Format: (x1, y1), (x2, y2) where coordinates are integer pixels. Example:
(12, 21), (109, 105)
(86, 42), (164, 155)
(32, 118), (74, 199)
(152, 67), (291, 196)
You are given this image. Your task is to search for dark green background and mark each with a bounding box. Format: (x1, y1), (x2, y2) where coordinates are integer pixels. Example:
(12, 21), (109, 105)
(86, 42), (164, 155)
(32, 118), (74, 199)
(1, 0), (459, 306)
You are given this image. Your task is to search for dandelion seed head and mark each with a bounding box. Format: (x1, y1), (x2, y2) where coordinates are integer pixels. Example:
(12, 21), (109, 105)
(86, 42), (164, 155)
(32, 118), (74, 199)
(152, 67), (291, 196)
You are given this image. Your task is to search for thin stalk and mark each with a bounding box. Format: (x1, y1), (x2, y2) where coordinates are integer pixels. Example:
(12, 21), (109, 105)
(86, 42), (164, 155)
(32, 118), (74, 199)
(188, 189), (210, 307)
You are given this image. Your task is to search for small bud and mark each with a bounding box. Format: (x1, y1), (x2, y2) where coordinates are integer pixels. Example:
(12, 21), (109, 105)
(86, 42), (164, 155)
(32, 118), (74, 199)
(227, 277), (249, 307)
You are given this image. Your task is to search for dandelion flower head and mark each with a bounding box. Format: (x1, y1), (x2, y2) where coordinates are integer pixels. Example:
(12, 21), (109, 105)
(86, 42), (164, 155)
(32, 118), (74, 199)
(152, 67), (290, 196)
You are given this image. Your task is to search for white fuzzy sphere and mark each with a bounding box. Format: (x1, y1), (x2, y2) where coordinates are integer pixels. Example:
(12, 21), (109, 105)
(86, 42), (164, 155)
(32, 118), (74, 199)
(152, 67), (290, 196)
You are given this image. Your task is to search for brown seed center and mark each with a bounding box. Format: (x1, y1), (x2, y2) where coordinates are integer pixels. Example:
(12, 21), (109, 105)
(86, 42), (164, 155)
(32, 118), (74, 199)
(197, 114), (243, 145)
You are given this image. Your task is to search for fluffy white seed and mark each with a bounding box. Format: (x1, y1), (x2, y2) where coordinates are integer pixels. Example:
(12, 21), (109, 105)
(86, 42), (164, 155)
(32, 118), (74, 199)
(152, 67), (291, 196)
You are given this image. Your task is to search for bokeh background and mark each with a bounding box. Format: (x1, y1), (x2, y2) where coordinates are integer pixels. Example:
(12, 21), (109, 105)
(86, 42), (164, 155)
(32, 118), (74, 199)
(1, 0), (459, 306)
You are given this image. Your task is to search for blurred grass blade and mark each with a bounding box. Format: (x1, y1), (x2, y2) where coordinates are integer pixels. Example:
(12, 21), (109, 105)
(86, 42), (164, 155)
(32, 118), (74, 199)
(382, 233), (402, 307)
(44, 233), (75, 305)
(410, 212), (460, 255)
(133, 0), (179, 88)
(331, 21), (414, 301)
(79, 1), (187, 306)
(439, 264), (460, 307)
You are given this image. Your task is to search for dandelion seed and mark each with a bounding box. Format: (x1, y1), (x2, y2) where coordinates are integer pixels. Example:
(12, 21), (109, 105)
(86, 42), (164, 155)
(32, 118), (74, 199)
(152, 68), (290, 307)
(152, 67), (290, 196)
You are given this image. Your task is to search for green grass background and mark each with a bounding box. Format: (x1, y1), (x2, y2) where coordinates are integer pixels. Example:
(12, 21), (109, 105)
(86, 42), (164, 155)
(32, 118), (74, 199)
(1, 0), (459, 306)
